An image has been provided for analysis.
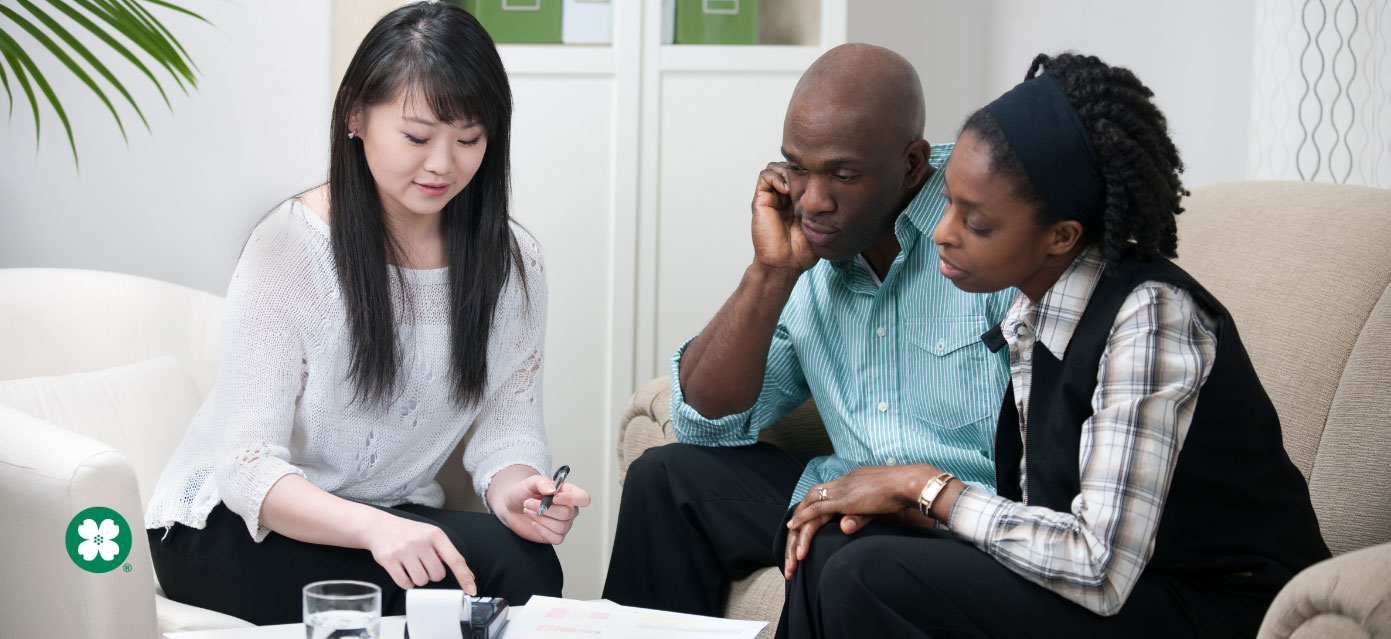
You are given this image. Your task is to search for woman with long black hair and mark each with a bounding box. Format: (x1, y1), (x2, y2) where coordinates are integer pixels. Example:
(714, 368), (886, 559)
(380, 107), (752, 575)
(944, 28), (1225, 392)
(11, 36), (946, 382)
(144, 2), (587, 623)
(775, 52), (1329, 638)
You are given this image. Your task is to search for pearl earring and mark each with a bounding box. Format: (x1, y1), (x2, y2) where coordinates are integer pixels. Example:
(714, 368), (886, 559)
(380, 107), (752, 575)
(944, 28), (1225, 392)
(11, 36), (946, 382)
(347, 131), (355, 140)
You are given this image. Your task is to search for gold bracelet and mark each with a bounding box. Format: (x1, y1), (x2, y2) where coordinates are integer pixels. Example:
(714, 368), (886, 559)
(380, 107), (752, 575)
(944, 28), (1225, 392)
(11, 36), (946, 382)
(917, 471), (955, 517)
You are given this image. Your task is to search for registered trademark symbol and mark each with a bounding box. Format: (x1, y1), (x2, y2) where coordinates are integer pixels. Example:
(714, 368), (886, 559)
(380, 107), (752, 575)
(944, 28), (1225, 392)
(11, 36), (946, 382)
(123, 564), (132, 573)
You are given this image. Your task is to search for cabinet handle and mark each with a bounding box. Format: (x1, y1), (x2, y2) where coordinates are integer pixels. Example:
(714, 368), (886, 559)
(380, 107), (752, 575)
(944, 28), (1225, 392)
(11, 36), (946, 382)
(703, 0), (739, 16)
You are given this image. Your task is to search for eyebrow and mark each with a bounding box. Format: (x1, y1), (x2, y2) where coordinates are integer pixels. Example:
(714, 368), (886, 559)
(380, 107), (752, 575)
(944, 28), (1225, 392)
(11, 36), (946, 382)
(780, 147), (858, 167)
(404, 116), (481, 129)
(942, 170), (980, 209)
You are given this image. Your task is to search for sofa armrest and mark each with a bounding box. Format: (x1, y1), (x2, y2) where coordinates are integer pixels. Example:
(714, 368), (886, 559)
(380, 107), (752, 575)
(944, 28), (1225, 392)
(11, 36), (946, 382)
(616, 376), (833, 486)
(617, 376), (678, 485)
(0, 404), (158, 639)
(1258, 543), (1391, 639)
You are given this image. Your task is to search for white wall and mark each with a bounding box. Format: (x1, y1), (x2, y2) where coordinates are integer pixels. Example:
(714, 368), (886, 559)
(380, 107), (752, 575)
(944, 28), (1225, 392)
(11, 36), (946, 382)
(0, 1), (333, 293)
(849, 0), (1256, 187)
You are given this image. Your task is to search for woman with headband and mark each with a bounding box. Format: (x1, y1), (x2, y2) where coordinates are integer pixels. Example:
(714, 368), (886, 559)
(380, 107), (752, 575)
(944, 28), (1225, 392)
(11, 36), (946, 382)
(776, 52), (1328, 638)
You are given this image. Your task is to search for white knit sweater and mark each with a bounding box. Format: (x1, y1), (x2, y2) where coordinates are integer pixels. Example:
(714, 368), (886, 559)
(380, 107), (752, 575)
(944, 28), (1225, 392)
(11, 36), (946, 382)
(145, 199), (551, 541)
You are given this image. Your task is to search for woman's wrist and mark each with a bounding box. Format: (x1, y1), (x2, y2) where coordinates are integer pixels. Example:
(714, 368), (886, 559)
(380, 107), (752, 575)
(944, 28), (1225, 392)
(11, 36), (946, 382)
(485, 464), (542, 518)
(344, 501), (391, 549)
(928, 478), (966, 524)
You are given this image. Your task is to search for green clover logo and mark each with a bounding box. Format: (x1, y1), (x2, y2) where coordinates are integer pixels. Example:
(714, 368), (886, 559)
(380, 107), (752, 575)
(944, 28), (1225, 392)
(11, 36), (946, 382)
(66, 507), (133, 573)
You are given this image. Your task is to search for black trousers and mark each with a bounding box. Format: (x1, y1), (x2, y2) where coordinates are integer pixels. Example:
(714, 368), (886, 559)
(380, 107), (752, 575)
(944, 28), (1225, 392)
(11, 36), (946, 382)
(148, 502), (562, 625)
(773, 512), (1273, 639)
(601, 442), (808, 616)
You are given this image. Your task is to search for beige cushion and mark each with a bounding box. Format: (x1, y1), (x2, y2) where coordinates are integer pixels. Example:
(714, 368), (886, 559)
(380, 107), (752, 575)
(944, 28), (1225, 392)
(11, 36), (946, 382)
(0, 356), (202, 507)
(1258, 543), (1391, 639)
(725, 568), (785, 639)
(1174, 181), (1391, 555)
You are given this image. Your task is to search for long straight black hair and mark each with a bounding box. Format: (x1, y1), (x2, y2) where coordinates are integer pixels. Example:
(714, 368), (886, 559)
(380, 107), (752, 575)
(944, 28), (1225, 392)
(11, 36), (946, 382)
(329, 1), (524, 409)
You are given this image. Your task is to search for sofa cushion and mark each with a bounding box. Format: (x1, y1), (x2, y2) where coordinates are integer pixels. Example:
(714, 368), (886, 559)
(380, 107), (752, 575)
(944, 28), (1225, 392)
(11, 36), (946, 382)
(0, 356), (203, 507)
(1173, 181), (1391, 555)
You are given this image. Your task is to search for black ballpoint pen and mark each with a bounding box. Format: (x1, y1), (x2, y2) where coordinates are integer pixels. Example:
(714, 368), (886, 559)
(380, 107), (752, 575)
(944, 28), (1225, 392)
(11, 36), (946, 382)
(537, 465), (569, 516)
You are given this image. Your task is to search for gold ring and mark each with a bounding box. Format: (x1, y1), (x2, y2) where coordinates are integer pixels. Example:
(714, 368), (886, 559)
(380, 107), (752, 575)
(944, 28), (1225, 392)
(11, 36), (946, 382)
(818, 486), (829, 501)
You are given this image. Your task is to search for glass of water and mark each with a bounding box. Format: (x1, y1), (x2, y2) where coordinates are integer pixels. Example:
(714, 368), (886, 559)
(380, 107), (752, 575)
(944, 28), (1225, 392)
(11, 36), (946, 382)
(303, 580), (381, 639)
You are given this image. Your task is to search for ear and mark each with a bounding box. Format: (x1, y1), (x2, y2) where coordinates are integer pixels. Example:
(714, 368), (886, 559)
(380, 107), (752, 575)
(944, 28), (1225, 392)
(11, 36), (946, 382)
(1046, 220), (1086, 256)
(902, 139), (932, 188)
(346, 107), (364, 138)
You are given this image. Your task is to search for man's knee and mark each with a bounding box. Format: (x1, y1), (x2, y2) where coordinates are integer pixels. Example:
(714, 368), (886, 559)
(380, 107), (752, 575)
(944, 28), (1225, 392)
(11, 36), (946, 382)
(624, 443), (705, 493)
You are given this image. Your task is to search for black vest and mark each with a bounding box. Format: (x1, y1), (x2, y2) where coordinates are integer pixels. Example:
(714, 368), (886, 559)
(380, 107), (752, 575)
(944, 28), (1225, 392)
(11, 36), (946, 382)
(985, 257), (1329, 589)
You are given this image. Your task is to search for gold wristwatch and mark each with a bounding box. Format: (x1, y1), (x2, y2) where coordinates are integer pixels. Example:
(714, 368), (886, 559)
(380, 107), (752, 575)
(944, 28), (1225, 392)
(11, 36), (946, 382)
(917, 471), (955, 517)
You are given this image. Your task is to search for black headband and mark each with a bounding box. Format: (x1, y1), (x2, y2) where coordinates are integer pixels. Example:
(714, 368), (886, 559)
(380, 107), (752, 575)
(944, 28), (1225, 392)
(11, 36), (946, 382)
(984, 73), (1105, 224)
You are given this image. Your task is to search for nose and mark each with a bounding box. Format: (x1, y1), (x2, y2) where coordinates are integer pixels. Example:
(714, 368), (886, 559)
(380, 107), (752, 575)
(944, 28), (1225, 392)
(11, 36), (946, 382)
(423, 140), (452, 175)
(932, 201), (960, 247)
(798, 174), (835, 217)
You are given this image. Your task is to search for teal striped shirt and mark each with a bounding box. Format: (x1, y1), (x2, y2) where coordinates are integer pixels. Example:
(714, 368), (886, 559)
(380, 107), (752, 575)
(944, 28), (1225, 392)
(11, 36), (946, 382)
(670, 143), (1015, 504)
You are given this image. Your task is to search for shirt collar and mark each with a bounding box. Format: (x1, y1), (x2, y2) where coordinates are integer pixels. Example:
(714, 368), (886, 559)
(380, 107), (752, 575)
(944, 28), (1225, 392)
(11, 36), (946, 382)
(1002, 245), (1107, 360)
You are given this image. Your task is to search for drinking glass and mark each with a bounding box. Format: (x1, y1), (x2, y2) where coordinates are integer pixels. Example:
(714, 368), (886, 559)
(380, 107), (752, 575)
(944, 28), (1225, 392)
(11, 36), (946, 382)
(303, 580), (381, 639)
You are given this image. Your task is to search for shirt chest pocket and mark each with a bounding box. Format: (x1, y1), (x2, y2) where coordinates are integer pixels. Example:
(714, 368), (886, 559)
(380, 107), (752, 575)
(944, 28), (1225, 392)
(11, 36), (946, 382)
(902, 318), (998, 431)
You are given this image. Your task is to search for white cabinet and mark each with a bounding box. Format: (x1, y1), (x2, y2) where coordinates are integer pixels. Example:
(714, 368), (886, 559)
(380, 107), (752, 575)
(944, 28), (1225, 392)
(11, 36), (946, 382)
(332, 0), (847, 600)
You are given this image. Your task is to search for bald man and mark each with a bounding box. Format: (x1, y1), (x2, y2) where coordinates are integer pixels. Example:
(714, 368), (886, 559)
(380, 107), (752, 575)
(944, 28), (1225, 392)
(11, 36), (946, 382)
(602, 44), (1015, 619)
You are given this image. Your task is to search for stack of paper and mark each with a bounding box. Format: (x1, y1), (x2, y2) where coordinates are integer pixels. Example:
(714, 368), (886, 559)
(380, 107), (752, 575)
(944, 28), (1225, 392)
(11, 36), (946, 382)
(506, 596), (767, 639)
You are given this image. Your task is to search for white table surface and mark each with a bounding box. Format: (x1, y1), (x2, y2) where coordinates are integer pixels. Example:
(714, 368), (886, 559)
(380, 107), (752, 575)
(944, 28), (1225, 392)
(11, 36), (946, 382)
(165, 615), (403, 639)
(165, 612), (482, 639)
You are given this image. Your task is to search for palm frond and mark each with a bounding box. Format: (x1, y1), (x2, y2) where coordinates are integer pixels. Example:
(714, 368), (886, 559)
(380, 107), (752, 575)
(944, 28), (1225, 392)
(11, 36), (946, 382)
(0, 26), (77, 165)
(1, 4), (127, 142)
(0, 0), (208, 168)
(19, 0), (150, 131)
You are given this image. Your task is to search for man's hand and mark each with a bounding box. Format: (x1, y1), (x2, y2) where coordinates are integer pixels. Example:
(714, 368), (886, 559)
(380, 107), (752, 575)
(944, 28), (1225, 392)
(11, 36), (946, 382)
(783, 464), (942, 579)
(752, 162), (819, 275)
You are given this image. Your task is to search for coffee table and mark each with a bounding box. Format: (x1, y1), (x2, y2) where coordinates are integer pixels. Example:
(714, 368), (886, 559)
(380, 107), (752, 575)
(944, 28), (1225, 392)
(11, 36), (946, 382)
(165, 616), (409, 639)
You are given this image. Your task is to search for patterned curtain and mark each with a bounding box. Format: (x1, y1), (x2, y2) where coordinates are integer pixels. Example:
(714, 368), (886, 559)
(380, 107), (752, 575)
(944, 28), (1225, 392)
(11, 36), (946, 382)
(1250, 0), (1391, 188)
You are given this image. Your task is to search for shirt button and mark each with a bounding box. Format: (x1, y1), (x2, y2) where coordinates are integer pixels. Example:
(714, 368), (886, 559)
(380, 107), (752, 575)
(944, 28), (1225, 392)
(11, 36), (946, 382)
(877, 401), (888, 412)
(875, 326), (886, 337)
(936, 338), (947, 353)
(885, 457), (897, 465)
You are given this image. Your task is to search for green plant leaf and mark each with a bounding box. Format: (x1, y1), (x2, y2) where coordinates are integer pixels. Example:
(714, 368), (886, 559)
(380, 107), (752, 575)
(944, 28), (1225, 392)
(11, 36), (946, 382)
(126, 0), (198, 76)
(0, 3), (128, 142)
(106, 0), (197, 87)
(19, 0), (150, 132)
(0, 52), (12, 117)
(78, 0), (190, 92)
(140, 0), (207, 25)
(0, 43), (40, 137)
(48, 0), (173, 109)
(0, 27), (77, 166)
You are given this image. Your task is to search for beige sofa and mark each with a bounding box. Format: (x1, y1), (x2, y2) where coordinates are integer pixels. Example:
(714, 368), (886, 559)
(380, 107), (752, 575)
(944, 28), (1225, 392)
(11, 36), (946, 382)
(617, 181), (1391, 639)
(0, 268), (485, 638)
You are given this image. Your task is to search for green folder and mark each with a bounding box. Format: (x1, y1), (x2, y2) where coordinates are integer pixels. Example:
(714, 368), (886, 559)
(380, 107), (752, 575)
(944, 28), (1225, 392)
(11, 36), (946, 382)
(674, 0), (758, 45)
(454, 0), (563, 44)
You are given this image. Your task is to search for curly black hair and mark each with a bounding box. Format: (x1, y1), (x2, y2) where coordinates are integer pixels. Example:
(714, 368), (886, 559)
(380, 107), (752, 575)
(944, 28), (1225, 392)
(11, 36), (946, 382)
(962, 52), (1188, 267)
